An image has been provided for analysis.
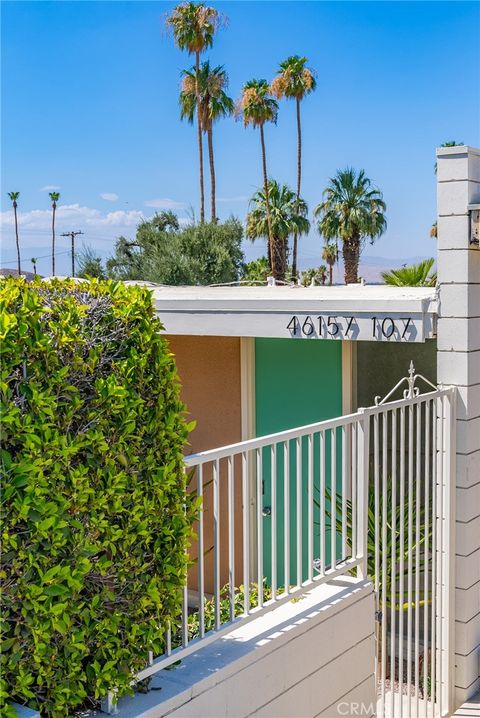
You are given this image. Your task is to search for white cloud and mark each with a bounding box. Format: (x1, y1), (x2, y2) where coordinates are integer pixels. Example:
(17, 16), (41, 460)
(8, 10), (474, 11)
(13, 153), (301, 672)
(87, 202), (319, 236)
(0, 204), (144, 233)
(100, 192), (119, 202)
(40, 185), (61, 192)
(144, 198), (187, 210)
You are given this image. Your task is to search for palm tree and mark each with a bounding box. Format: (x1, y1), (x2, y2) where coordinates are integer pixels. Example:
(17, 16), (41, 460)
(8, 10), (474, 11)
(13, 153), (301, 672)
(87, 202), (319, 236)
(31, 258), (37, 276)
(430, 221), (437, 239)
(246, 180), (309, 280)
(180, 62), (234, 222)
(314, 168), (386, 284)
(7, 192), (21, 275)
(271, 56), (316, 281)
(166, 2), (221, 224)
(49, 191), (60, 275)
(381, 258), (437, 287)
(239, 79), (279, 277)
(321, 242), (337, 286)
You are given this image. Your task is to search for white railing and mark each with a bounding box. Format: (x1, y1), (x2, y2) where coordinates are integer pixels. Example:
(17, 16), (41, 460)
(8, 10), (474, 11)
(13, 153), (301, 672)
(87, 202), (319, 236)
(129, 411), (369, 691)
(104, 376), (455, 717)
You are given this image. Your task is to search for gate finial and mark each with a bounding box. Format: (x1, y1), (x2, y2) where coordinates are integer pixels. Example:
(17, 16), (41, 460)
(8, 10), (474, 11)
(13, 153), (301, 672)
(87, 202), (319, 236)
(374, 361), (437, 405)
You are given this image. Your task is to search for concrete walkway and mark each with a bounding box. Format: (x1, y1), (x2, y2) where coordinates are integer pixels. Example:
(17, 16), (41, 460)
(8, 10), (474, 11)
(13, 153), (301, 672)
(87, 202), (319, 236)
(453, 693), (480, 716)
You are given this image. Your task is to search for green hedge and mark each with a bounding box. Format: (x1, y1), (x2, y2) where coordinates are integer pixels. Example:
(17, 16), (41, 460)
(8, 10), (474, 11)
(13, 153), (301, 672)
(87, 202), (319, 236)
(0, 278), (195, 717)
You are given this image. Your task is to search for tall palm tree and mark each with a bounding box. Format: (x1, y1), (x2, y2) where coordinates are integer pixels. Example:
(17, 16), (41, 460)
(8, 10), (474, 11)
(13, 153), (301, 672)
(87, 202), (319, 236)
(271, 56), (316, 280)
(180, 62), (234, 222)
(239, 79), (279, 278)
(321, 242), (337, 286)
(7, 192), (21, 275)
(314, 168), (386, 284)
(49, 191), (60, 275)
(381, 258), (437, 287)
(246, 180), (310, 280)
(31, 258), (37, 276)
(166, 2), (221, 224)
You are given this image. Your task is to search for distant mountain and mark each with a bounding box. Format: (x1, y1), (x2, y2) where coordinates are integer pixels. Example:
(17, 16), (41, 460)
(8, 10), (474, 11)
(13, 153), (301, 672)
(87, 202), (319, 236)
(299, 254), (435, 285)
(0, 268), (39, 281)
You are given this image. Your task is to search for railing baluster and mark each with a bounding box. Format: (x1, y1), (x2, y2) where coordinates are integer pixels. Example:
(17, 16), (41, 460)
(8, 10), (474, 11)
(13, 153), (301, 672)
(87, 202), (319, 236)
(256, 448), (263, 608)
(227, 456), (235, 623)
(351, 423), (357, 561)
(424, 400), (430, 718)
(242, 451), (250, 615)
(341, 424), (348, 561)
(198, 464), (205, 637)
(415, 401), (422, 711)
(271, 444), (277, 599)
(331, 428), (337, 572)
(296, 437), (302, 587)
(437, 396), (444, 716)
(284, 441), (290, 594)
(399, 405), (406, 714)
(213, 459), (220, 630)
(431, 399), (437, 713)
(308, 433), (314, 582)
(380, 410), (388, 716)
(320, 431), (326, 577)
(390, 409), (397, 717)
(407, 403), (414, 715)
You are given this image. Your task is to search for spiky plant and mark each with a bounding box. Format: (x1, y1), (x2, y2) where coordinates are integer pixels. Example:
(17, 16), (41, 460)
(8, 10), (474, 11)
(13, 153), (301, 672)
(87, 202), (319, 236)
(381, 258), (437, 287)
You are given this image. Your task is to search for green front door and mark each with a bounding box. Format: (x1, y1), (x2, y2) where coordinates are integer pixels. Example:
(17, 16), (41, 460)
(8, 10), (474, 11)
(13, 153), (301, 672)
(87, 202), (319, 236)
(254, 338), (343, 587)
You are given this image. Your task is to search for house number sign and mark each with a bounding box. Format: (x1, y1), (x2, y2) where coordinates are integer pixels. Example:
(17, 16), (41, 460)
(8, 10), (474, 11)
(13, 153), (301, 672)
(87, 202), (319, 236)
(286, 314), (423, 342)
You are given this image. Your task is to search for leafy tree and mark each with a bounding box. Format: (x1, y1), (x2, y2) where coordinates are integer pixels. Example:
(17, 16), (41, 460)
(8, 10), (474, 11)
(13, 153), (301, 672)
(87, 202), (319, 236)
(381, 258), (437, 287)
(321, 242), (337, 286)
(241, 256), (270, 284)
(300, 266), (327, 286)
(107, 214), (244, 286)
(76, 246), (106, 279)
(7, 192), (21, 275)
(271, 56), (316, 280)
(48, 191), (60, 276)
(180, 62), (234, 222)
(430, 221), (437, 239)
(239, 79), (279, 278)
(246, 180), (309, 280)
(314, 168), (386, 284)
(166, 2), (222, 224)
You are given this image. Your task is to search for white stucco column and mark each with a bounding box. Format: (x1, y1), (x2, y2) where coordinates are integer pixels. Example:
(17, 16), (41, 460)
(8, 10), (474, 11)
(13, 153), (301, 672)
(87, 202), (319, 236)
(437, 144), (480, 706)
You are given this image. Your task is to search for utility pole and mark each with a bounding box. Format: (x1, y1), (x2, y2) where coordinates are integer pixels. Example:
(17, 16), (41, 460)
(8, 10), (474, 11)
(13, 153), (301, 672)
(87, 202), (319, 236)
(61, 230), (84, 277)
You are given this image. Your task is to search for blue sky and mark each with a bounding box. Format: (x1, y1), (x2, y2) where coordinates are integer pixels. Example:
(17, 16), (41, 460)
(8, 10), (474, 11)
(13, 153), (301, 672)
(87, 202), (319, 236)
(1, 1), (479, 276)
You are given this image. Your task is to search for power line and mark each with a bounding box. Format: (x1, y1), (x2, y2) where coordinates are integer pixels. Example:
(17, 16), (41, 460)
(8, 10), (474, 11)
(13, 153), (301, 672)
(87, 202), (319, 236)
(1, 250), (71, 266)
(61, 230), (84, 277)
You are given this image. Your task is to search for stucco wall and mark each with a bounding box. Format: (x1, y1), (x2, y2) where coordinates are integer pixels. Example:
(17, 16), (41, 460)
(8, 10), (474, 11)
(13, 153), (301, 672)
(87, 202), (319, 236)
(166, 335), (243, 593)
(114, 577), (376, 718)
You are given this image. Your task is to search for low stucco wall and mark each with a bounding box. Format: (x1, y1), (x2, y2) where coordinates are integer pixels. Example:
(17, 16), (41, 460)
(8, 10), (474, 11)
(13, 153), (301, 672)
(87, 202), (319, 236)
(114, 577), (376, 718)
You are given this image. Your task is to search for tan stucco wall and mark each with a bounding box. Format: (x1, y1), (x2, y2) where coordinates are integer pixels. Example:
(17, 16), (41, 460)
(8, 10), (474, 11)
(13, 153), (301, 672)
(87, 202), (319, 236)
(166, 335), (243, 594)
(166, 335), (242, 454)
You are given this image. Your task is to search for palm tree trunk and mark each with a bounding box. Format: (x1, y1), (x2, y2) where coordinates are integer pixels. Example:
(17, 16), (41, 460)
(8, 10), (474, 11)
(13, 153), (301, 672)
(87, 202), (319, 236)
(292, 96), (302, 282)
(13, 203), (21, 275)
(195, 51), (205, 224)
(329, 263), (333, 286)
(207, 126), (216, 223)
(260, 124), (280, 280)
(342, 237), (360, 284)
(52, 203), (56, 276)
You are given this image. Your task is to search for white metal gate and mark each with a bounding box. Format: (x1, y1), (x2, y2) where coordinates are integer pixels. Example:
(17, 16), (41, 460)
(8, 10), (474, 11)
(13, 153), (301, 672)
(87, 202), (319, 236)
(369, 364), (455, 718)
(104, 366), (455, 717)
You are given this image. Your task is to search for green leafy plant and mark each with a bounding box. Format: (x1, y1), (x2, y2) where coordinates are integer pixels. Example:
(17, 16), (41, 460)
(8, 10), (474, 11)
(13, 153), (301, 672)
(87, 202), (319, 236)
(0, 277), (196, 717)
(381, 258), (437, 287)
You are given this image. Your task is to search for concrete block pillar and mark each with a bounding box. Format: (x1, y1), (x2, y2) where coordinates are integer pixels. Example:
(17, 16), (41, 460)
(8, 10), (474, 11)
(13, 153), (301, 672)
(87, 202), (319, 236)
(437, 145), (480, 706)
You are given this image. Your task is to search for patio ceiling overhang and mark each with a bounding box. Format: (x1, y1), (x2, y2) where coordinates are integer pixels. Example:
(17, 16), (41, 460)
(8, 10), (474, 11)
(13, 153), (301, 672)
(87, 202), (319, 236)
(129, 284), (438, 343)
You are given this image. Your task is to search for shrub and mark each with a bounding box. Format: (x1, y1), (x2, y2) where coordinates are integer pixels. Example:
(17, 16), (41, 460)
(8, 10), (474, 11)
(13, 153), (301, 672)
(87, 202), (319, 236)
(0, 277), (196, 717)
